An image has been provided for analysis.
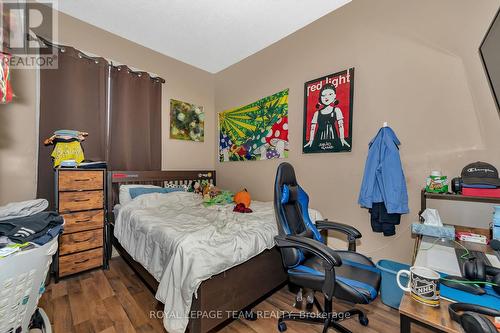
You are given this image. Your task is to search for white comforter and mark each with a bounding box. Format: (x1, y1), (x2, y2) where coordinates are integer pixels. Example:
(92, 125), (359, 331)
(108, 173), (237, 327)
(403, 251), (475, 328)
(114, 191), (321, 333)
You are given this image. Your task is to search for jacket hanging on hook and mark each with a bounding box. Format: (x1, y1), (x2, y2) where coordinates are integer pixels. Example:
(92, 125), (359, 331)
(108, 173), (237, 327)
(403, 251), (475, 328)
(358, 126), (409, 236)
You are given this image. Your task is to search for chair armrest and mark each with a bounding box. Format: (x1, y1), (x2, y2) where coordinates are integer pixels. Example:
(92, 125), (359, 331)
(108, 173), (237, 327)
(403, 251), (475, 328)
(315, 220), (362, 238)
(274, 234), (342, 268)
(315, 219), (361, 251)
(274, 234), (341, 299)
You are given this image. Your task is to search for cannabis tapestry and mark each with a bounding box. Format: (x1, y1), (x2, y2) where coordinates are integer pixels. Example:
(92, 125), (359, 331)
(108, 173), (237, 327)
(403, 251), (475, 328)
(170, 99), (204, 142)
(218, 89), (289, 162)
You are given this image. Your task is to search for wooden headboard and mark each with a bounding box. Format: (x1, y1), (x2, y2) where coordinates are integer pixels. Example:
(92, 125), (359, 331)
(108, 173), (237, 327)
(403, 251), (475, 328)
(107, 170), (216, 221)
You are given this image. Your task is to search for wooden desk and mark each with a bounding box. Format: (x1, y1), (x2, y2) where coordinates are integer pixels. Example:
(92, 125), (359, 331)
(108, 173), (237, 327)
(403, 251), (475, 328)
(402, 233), (496, 332)
(399, 295), (461, 333)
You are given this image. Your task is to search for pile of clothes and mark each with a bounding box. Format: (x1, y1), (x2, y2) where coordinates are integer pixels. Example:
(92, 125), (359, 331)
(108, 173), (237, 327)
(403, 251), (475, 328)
(0, 199), (63, 257)
(44, 129), (88, 167)
(358, 126), (409, 236)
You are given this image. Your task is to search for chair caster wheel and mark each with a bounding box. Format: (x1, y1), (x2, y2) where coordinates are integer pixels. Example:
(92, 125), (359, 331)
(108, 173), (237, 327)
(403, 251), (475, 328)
(359, 315), (369, 326)
(278, 321), (287, 332)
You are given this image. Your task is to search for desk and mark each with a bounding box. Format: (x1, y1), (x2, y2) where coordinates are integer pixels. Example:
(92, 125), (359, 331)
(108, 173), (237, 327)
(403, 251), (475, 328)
(400, 232), (497, 332)
(399, 295), (461, 333)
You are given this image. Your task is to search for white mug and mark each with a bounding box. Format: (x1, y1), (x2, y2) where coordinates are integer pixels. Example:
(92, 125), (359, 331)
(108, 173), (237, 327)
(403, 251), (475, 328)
(397, 266), (441, 307)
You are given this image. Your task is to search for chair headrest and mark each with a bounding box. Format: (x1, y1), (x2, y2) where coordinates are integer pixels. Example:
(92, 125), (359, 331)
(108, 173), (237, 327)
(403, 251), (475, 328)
(275, 162), (298, 189)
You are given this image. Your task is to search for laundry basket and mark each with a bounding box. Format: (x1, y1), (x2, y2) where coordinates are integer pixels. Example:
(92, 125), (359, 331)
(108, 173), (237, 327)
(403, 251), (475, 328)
(0, 238), (57, 333)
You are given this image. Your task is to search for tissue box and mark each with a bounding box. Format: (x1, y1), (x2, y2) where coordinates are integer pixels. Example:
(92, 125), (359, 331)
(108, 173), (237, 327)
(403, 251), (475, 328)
(411, 223), (456, 240)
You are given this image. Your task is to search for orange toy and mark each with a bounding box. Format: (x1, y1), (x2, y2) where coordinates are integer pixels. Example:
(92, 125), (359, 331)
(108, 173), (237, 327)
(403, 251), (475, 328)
(234, 189), (251, 208)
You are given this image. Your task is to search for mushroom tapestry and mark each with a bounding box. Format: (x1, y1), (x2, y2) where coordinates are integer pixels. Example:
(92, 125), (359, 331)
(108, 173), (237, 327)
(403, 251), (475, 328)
(170, 99), (205, 142)
(218, 89), (289, 162)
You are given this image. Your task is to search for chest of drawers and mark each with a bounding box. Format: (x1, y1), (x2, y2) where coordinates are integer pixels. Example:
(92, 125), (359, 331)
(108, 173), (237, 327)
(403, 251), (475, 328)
(54, 169), (107, 280)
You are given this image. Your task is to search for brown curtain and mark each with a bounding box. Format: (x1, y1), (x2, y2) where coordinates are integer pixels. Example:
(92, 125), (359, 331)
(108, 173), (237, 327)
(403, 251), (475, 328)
(108, 65), (162, 170)
(37, 46), (108, 208)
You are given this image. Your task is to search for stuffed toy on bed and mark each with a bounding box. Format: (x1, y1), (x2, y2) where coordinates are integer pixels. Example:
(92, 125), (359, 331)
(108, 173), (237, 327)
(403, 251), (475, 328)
(233, 189), (253, 213)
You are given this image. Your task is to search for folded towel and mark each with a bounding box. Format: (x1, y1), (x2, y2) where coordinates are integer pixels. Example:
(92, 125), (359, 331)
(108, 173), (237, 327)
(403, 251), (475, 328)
(0, 199), (48, 221)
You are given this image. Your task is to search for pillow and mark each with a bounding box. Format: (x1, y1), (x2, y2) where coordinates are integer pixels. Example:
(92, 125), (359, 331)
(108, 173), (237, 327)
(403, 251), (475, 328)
(119, 184), (160, 205)
(129, 187), (184, 199)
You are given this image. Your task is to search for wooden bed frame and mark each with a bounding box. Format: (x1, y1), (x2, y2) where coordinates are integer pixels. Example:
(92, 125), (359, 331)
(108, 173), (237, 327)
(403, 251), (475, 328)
(107, 170), (287, 333)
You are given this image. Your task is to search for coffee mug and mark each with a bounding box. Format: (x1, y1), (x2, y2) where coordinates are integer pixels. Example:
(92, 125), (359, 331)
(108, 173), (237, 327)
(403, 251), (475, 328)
(397, 266), (441, 307)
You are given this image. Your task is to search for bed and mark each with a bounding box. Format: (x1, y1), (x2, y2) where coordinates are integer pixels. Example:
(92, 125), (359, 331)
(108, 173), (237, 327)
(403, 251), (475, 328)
(107, 170), (295, 333)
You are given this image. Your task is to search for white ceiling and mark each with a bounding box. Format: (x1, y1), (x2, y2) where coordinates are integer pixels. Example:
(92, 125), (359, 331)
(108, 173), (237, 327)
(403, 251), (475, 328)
(55, 0), (351, 73)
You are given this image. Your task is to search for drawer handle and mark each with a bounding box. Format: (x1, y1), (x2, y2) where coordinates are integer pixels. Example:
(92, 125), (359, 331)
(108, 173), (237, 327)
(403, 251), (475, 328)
(75, 178), (91, 182)
(75, 218), (91, 223)
(74, 198), (90, 202)
(74, 237), (93, 243)
(74, 258), (90, 264)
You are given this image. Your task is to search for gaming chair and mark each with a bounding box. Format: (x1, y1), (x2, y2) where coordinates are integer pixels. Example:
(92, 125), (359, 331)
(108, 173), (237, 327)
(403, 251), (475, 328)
(273, 162), (381, 333)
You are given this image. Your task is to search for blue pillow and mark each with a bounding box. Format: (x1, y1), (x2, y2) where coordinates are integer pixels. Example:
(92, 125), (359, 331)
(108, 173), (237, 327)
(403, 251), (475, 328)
(129, 187), (184, 199)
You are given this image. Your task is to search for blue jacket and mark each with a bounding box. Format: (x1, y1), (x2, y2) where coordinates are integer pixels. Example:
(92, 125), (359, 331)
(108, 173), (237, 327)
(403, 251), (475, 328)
(358, 127), (409, 214)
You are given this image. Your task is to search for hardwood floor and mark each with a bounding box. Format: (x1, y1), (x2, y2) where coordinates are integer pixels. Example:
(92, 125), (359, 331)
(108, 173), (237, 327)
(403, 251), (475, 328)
(39, 256), (432, 333)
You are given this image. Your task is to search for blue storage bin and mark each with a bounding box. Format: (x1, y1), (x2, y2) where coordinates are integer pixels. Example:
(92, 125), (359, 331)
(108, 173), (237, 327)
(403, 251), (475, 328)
(376, 259), (410, 309)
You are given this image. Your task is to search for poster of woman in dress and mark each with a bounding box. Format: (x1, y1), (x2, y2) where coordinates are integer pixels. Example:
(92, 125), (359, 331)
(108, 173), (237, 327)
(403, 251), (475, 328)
(303, 68), (354, 153)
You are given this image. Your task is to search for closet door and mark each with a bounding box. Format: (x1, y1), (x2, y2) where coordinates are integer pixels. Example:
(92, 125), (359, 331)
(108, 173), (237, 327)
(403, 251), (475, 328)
(108, 65), (162, 171)
(37, 47), (108, 208)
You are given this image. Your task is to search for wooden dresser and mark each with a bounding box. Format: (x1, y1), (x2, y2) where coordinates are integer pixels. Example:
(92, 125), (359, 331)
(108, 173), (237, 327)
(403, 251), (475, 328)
(54, 169), (107, 281)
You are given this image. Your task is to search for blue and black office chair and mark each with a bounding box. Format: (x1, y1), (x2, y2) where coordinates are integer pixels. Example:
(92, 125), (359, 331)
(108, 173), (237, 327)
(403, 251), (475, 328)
(273, 162), (381, 333)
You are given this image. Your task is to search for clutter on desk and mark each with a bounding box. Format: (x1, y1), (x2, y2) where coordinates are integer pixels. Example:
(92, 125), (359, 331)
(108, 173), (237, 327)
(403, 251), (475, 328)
(358, 126), (408, 236)
(451, 161), (500, 198)
(0, 52), (14, 104)
(456, 231), (488, 245)
(425, 170), (448, 193)
(44, 129), (88, 167)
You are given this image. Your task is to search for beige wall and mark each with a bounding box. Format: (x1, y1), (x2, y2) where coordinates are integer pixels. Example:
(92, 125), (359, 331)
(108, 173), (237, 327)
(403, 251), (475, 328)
(1, 1), (499, 264)
(0, 11), (215, 205)
(214, 0), (500, 263)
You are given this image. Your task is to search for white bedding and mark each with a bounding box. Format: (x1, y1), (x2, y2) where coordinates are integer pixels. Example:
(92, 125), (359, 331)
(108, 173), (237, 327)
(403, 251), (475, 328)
(114, 191), (322, 333)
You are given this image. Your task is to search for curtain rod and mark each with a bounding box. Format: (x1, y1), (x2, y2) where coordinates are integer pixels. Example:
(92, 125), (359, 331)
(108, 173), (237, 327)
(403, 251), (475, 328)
(33, 34), (165, 83)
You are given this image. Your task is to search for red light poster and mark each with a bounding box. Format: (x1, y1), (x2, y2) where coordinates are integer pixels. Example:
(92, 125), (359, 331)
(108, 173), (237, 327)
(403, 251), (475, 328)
(303, 68), (354, 153)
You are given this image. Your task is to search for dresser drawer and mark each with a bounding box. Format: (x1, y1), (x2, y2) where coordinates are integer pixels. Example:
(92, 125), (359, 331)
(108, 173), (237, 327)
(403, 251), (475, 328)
(60, 228), (103, 255)
(58, 170), (103, 191)
(62, 210), (104, 233)
(59, 248), (103, 277)
(59, 190), (103, 212)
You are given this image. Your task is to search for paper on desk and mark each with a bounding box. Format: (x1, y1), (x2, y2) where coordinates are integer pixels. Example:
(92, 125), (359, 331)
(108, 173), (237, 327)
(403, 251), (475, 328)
(414, 238), (462, 276)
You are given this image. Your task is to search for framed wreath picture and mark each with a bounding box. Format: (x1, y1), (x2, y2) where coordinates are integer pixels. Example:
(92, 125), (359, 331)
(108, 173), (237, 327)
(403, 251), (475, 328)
(170, 99), (204, 142)
(303, 68), (354, 154)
